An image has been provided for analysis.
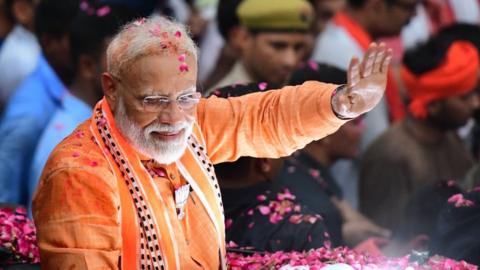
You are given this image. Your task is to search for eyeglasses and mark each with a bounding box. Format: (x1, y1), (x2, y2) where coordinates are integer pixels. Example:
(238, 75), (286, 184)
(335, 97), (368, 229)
(109, 73), (201, 113)
(138, 92), (202, 113)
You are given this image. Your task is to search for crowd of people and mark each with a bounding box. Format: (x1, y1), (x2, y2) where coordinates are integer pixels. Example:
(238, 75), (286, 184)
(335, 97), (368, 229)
(0, 0), (480, 268)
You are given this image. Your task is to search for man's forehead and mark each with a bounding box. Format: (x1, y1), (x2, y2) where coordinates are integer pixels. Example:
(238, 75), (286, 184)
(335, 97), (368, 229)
(136, 85), (197, 97)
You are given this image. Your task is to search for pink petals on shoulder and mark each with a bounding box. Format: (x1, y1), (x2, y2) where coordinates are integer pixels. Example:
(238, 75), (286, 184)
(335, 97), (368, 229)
(448, 193), (475, 207)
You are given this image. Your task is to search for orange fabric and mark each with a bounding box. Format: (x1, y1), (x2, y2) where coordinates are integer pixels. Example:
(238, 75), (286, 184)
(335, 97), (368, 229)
(401, 41), (480, 119)
(33, 81), (346, 269)
(333, 12), (407, 121)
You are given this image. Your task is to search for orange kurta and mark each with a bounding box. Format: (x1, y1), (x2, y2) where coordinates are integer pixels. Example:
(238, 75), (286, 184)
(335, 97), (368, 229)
(32, 81), (346, 269)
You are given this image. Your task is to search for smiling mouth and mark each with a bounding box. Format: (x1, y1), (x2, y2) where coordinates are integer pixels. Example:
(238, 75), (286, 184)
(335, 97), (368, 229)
(151, 130), (184, 141)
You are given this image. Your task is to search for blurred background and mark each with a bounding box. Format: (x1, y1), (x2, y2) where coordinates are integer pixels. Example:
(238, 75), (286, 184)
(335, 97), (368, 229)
(1, 0), (480, 267)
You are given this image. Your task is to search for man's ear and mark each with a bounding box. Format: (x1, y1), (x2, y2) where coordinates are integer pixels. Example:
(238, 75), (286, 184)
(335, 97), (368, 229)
(235, 26), (253, 53)
(101, 72), (117, 111)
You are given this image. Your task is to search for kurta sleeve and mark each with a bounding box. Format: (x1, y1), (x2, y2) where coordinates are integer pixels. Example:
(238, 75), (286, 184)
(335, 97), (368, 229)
(196, 81), (347, 164)
(32, 166), (121, 269)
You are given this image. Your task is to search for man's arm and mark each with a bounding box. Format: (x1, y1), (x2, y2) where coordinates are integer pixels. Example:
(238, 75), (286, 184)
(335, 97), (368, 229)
(32, 167), (121, 269)
(197, 81), (346, 164)
(197, 43), (392, 164)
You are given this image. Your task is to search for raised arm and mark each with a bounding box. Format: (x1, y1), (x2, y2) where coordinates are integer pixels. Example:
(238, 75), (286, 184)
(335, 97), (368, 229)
(197, 43), (392, 164)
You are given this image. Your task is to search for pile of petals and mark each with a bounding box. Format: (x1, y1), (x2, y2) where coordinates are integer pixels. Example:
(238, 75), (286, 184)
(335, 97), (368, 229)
(0, 207), (40, 264)
(226, 245), (477, 270)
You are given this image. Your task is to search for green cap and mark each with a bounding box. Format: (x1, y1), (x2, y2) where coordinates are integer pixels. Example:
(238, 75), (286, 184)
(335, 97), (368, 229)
(237, 0), (314, 31)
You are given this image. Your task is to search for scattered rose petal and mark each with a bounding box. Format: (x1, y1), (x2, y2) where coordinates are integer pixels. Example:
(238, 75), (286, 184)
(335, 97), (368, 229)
(247, 209), (254, 216)
(174, 31), (182, 38)
(306, 216), (318, 224)
(79, 1), (89, 11)
(96, 6), (111, 17)
(258, 205), (271, 215)
(309, 169), (320, 178)
(225, 218), (233, 229)
(308, 60), (318, 71)
(179, 62), (189, 72)
(178, 53), (186, 62)
(257, 195), (266, 201)
(448, 193), (474, 207)
(258, 82), (267, 91)
(75, 131), (85, 138)
(98, 117), (107, 127)
(289, 214), (302, 224)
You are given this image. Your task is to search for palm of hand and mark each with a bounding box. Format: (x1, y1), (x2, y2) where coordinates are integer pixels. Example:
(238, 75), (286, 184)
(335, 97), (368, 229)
(334, 43), (392, 118)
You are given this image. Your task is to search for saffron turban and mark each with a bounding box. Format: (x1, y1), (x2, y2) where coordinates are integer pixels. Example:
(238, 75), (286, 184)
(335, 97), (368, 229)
(401, 41), (480, 118)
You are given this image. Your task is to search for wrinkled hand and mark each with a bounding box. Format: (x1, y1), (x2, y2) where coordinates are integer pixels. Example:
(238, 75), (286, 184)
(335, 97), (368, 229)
(332, 42), (393, 119)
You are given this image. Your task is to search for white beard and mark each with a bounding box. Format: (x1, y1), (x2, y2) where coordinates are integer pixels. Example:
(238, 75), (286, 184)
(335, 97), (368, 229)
(114, 97), (193, 165)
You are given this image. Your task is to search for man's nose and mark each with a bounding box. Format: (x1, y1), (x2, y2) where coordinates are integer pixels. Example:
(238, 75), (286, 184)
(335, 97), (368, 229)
(158, 101), (185, 125)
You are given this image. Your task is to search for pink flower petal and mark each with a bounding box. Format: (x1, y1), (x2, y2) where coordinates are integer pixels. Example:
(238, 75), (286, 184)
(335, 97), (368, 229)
(308, 60), (318, 71)
(179, 62), (189, 72)
(98, 117), (107, 127)
(79, 1), (89, 11)
(258, 205), (271, 215)
(309, 169), (320, 178)
(174, 31), (182, 38)
(289, 214), (302, 224)
(258, 82), (267, 91)
(96, 6), (111, 17)
(75, 131), (85, 138)
(178, 53), (186, 62)
(256, 195), (266, 201)
(225, 218), (233, 229)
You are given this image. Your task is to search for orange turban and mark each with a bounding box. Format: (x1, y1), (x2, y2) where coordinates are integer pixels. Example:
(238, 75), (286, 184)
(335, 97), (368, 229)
(401, 41), (480, 119)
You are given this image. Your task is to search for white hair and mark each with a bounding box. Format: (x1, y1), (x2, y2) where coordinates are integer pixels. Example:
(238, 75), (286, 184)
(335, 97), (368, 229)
(106, 15), (198, 77)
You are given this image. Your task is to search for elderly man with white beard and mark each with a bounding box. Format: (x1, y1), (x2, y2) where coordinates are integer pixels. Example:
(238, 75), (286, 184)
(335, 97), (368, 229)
(32, 16), (392, 270)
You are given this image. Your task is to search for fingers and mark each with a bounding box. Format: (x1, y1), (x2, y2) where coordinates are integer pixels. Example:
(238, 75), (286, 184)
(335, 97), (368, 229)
(381, 48), (393, 73)
(348, 56), (360, 88)
(360, 43), (377, 78)
(373, 43), (386, 73)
